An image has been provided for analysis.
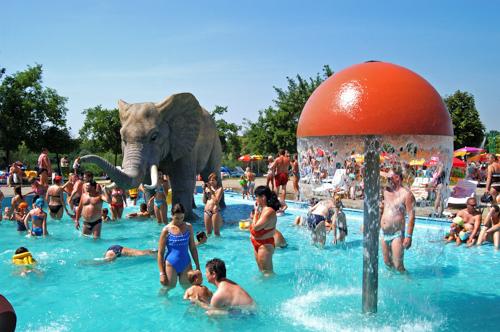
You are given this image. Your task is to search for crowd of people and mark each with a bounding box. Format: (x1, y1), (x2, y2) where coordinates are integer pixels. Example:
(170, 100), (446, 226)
(3, 146), (499, 317)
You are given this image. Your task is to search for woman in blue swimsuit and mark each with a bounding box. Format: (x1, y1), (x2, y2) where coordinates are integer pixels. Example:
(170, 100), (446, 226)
(157, 203), (200, 290)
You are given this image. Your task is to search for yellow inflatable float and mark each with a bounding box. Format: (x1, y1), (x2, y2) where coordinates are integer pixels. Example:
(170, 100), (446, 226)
(12, 252), (36, 265)
(239, 220), (251, 230)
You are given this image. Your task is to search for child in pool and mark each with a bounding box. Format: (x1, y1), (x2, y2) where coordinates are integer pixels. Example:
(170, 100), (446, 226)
(101, 208), (110, 222)
(127, 203), (150, 219)
(240, 175), (249, 199)
(445, 216), (466, 245)
(3, 207), (11, 221)
(196, 231), (208, 246)
(184, 269), (213, 304)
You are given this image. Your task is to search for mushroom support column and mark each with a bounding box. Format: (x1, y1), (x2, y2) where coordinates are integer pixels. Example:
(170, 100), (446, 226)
(362, 136), (380, 313)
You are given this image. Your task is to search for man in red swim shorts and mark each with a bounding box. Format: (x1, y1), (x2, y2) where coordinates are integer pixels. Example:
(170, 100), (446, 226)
(274, 149), (290, 199)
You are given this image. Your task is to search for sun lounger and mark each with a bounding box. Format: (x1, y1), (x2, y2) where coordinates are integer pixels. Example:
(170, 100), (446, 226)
(313, 169), (347, 196)
(446, 179), (478, 207)
(411, 177), (432, 206)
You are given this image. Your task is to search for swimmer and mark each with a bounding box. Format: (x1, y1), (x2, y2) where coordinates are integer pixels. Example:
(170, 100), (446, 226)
(104, 245), (156, 262)
(203, 173), (223, 236)
(108, 186), (127, 220)
(12, 246), (41, 276)
(294, 198), (335, 246)
(127, 203), (150, 219)
(196, 231), (208, 246)
(14, 203), (29, 232)
(23, 198), (48, 236)
(245, 167), (256, 199)
(274, 229), (287, 248)
(276, 197), (288, 216)
(74, 180), (109, 239)
(330, 199), (348, 244)
(380, 168), (415, 272)
(193, 258), (255, 315)
(158, 203), (200, 290)
(3, 207), (11, 221)
(101, 208), (110, 222)
(476, 205), (500, 249)
(45, 175), (70, 220)
(148, 171), (169, 224)
(184, 269), (213, 304)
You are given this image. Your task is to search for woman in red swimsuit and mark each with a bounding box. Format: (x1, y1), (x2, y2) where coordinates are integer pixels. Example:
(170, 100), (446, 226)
(109, 186), (127, 220)
(250, 186), (280, 275)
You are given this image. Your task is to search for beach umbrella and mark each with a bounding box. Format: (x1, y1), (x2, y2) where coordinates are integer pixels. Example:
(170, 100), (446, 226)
(424, 156), (440, 167)
(250, 155), (263, 160)
(409, 158), (425, 166)
(452, 157), (466, 168)
(453, 147), (484, 157)
(238, 154), (252, 162)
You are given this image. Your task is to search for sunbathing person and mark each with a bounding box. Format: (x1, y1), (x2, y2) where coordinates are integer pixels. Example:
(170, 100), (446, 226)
(104, 245), (156, 261)
(456, 197), (482, 245)
(183, 269), (213, 304)
(380, 168), (415, 272)
(127, 203), (150, 219)
(476, 205), (500, 249)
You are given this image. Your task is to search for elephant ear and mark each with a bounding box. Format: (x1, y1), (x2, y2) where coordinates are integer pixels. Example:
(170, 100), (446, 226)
(155, 93), (202, 161)
(118, 99), (131, 123)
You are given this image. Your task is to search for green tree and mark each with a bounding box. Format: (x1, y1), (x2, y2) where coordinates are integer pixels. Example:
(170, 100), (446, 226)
(0, 65), (69, 163)
(242, 65), (333, 155)
(79, 106), (121, 165)
(210, 105), (242, 159)
(486, 130), (500, 154)
(444, 90), (485, 149)
(36, 126), (79, 174)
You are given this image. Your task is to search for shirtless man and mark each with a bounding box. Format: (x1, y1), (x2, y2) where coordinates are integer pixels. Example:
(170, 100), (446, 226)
(62, 174), (76, 208)
(8, 161), (24, 187)
(291, 154), (300, 200)
(380, 169), (415, 272)
(245, 167), (256, 199)
(456, 197), (482, 245)
(195, 258), (254, 315)
(274, 149), (290, 199)
(486, 154), (500, 194)
(45, 176), (70, 220)
(74, 180), (109, 239)
(37, 148), (52, 187)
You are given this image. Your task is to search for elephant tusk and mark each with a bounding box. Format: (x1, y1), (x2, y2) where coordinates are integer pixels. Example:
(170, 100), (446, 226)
(143, 165), (158, 190)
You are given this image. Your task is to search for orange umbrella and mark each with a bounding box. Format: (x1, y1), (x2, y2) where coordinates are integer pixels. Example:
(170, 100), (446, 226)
(238, 155), (251, 162)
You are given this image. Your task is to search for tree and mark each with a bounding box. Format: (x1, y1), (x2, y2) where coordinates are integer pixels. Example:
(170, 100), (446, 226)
(486, 130), (500, 154)
(35, 126), (79, 174)
(210, 105), (242, 159)
(0, 65), (69, 163)
(444, 90), (485, 149)
(79, 106), (121, 165)
(242, 65), (333, 155)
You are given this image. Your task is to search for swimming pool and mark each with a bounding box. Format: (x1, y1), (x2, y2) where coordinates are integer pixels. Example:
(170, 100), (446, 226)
(1, 192), (499, 331)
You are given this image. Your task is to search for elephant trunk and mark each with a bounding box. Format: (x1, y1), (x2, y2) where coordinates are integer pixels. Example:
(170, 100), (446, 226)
(80, 154), (140, 190)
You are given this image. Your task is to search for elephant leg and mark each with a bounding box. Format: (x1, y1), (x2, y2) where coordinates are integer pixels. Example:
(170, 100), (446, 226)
(169, 159), (197, 221)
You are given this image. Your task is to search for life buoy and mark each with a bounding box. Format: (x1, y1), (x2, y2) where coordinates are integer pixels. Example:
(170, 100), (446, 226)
(12, 252), (36, 266)
(239, 221), (251, 230)
(0, 294), (16, 332)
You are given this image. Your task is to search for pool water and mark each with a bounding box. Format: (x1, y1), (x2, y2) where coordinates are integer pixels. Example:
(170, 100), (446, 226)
(1, 192), (499, 332)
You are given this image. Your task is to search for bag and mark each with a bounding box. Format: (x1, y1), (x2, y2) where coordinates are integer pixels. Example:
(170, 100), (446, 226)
(480, 192), (493, 204)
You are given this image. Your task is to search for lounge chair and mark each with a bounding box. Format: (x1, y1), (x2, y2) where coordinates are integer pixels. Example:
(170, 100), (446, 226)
(410, 177), (432, 207)
(446, 179), (478, 207)
(313, 169), (347, 196)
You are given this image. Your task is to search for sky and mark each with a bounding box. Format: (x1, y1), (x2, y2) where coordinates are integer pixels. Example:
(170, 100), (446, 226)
(1, 1), (499, 136)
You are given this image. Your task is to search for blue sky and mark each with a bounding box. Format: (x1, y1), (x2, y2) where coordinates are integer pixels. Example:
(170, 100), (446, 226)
(1, 1), (499, 135)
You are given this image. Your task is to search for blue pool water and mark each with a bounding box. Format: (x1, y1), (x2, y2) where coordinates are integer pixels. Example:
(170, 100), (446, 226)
(1, 192), (499, 331)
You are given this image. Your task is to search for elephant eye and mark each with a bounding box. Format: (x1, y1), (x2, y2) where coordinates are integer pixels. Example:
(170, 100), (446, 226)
(151, 133), (158, 142)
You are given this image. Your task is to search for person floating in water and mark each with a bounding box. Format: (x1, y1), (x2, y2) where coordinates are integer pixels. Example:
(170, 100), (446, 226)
(12, 247), (41, 276)
(104, 245), (156, 262)
(23, 198), (48, 236)
(127, 203), (150, 220)
(193, 258), (255, 315)
(380, 168), (415, 272)
(184, 269), (213, 304)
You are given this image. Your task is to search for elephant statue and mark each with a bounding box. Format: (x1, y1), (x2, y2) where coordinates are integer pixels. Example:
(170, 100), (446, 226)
(80, 93), (223, 220)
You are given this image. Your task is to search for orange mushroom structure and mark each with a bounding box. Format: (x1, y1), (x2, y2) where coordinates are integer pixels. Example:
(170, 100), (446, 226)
(296, 61), (454, 314)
